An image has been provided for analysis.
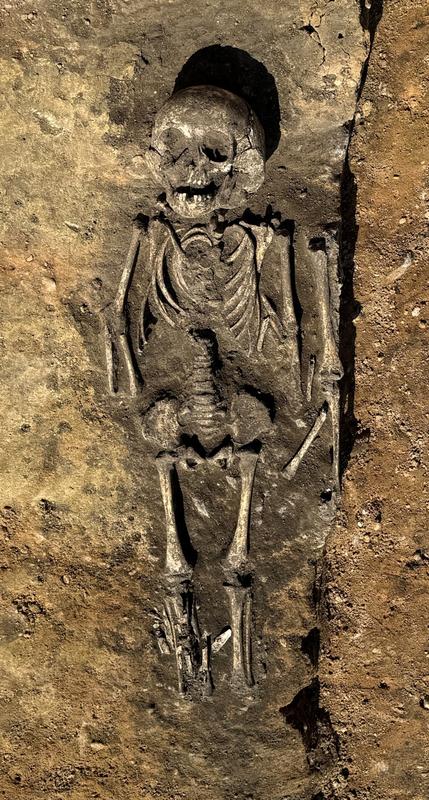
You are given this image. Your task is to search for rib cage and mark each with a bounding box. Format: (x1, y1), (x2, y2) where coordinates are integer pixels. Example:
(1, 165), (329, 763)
(139, 221), (267, 352)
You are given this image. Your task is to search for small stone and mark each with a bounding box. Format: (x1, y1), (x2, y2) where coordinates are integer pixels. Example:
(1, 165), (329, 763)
(420, 695), (429, 710)
(90, 741), (106, 750)
(61, 574), (70, 585)
(64, 221), (80, 232)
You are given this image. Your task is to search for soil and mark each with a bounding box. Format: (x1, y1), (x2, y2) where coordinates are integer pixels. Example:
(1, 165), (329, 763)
(0, 1), (427, 799)
(322, 2), (429, 798)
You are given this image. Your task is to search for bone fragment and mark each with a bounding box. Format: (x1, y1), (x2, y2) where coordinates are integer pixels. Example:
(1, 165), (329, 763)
(283, 402), (328, 479)
(256, 316), (270, 352)
(211, 627), (232, 653)
(154, 624), (171, 656)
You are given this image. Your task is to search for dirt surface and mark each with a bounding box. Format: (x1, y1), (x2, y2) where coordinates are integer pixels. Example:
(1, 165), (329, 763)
(0, 1), (427, 799)
(322, 2), (429, 798)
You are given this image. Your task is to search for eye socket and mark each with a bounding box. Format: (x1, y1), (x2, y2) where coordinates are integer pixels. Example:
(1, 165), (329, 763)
(202, 146), (228, 163)
(161, 128), (190, 161)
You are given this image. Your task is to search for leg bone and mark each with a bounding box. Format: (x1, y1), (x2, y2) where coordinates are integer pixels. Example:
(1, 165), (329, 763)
(225, 585), (254, 688)
(156, 454), (192, 577)
(225, 450), (258, 571)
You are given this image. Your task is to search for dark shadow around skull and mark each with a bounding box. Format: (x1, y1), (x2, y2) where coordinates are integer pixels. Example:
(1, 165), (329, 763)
(146, 85), (266, 219)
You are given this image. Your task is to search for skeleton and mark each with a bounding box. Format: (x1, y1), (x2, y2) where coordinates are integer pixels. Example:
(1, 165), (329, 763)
(104, 86), (342, 697)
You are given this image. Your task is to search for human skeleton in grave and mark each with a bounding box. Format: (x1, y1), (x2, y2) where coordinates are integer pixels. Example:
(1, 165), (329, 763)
(104, 85), (342, 698)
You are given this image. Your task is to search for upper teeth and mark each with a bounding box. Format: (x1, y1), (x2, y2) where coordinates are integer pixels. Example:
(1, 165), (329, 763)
(176, 191), (210, 204)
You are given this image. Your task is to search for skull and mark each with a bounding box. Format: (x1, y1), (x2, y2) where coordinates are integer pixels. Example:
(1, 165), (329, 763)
(147, 85), (266, 219)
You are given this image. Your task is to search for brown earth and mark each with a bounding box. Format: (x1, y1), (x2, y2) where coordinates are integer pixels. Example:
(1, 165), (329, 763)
(321, 2), (429, 799)
(0, 1), (428, 799)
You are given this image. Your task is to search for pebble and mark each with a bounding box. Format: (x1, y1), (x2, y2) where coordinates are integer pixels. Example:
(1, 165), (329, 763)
(64, 221), (80, 232)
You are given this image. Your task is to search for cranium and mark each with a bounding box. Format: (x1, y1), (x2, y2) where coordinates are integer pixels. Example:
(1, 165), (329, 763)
(147, 85), (266, 219)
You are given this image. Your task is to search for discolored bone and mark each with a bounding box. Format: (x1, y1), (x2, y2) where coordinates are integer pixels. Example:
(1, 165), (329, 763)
(283, 402), (328, 480)
(224, 585), (254, 688)
(156, 454), (192, 577)
(225, 450), (259, 571)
